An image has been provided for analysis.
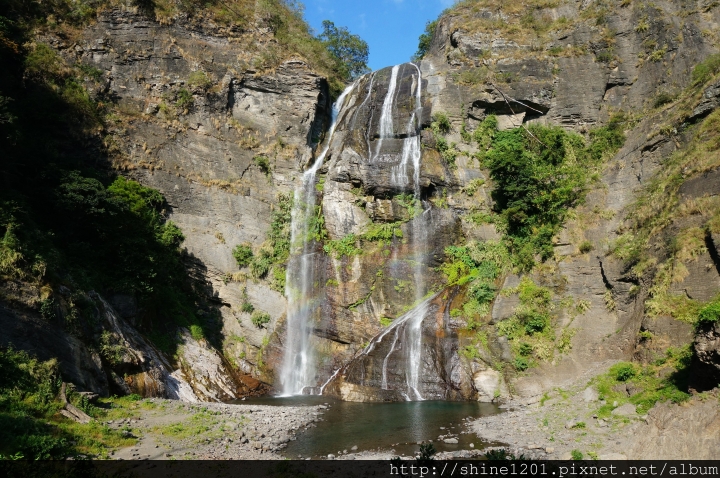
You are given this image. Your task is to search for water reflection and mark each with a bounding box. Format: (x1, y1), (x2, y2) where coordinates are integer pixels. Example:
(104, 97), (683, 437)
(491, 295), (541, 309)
(235, 396), (501, 458)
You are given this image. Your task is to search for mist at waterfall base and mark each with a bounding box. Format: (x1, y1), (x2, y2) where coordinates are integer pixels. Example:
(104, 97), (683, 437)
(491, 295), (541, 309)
(237, 396), (501, 458)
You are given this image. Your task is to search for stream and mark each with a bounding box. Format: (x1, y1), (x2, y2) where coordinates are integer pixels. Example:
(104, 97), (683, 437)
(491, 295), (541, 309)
(237, 396), (502, 459)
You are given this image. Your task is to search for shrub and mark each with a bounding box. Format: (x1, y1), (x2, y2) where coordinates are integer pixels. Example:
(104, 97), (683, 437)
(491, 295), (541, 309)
(571, 449), (583, 460)
(514, 357), (529, 371)
(416, 442), (436, 462)
(432, 112), (451, 134)
(253, 155), (271, 175)
(24, 43), (64, 79)
(587, 112), (626, 162)
(485, 448), (527, 460)
(518, 342), (533, 356)
(240, 301), (254, 313)
(691, 53), (720, 86)
(250, 253), (271, 278)
(579, 240), (594, 253)
(653, 91), (677, 108)
(175, 88), (193, 110)
(484, 124), (593, 265)
(251, 311), (271, 328)
(611, 362), (636, 382)
(189, 324), (204, 341)
(188, 70), (212, 90)
(413, 20), (438, 60)
(698, 298), (720, 324)
(232, 243), (254, 268)
(323, 234), (362, 258)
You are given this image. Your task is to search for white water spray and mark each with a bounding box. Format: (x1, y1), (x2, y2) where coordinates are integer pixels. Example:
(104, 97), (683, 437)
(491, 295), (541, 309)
(279, 83), (356, 396)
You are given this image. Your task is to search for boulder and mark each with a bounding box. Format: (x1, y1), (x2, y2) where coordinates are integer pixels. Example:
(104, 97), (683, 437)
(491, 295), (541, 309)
(611, 403), (638, 417)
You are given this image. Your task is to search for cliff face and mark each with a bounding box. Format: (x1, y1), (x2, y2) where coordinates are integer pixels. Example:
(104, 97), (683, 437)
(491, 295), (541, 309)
(8, 0), (720, 404)
(294, 0), (720, 402)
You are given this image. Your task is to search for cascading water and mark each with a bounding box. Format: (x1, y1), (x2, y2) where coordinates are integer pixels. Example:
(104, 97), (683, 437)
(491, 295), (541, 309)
(279, 83), (356, 396)
(373, 65), (400, 161)
(381, 62), (427, 400)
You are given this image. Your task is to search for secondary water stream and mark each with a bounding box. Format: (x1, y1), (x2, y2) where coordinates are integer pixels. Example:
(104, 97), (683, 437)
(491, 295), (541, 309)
(238, 396), (501, 459)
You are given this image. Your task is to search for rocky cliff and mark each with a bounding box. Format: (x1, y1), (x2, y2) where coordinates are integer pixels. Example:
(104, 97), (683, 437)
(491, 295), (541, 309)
(2, 0), (720, 411)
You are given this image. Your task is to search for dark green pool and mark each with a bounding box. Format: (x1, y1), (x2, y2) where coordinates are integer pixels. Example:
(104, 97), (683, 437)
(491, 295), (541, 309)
(237, 396), (502, 458)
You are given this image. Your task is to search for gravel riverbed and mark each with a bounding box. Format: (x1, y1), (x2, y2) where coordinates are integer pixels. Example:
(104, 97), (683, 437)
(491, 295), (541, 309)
(110, 399), (324, 460)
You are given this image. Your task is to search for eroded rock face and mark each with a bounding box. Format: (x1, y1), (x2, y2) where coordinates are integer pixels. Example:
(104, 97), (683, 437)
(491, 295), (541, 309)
(694, 321), (720, 386)
(323, 294), (469, 401)
(31, 2), (720, 403)
(625, 397), (720, 459)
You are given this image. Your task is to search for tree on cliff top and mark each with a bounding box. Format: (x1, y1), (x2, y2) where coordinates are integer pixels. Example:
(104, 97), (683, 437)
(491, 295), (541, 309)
(318, 20), (370, 82)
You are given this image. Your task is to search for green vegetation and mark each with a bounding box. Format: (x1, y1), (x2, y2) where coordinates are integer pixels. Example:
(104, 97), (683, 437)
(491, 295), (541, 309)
(0, 348), (136, 459)
(495, 277), (559, 369)
(240, 301), (255, 314)
(253, 155), (271, 175)
(413, 20), (438, 60)
(611, 106), (720, 324)
(188, 70), (212, 90)
(691, 53), (720, 86)
(0, 5), (225, 355)
(474, 114), (625, 269)
(250, 311), (271, 328)
(175, 88), (193, 110)
(237, 193), (292, 290)
(571, 449), (583, 460)
(430, 112), (461, 169)
(579, 240), (594, 254)
(440, 240), (511, 326)
(323, 233), (363, 258)
(318, 20), (369, 81)
(592, 348), (692, 418)
(232, 243), (254, 268)
(698, 296), (720, 324)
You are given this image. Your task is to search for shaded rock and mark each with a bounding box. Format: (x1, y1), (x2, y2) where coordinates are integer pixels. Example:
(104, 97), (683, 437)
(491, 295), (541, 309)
(693, 320), (720, 387)
(690, 79), (720, 120)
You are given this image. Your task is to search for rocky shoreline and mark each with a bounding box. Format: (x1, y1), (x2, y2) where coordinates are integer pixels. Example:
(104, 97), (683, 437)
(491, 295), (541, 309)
(111, 399), (323, 460)
(109, 381), (719, 461)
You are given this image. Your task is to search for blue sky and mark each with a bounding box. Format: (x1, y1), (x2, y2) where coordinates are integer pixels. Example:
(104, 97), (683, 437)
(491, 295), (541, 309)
(301, 0), (455, 71)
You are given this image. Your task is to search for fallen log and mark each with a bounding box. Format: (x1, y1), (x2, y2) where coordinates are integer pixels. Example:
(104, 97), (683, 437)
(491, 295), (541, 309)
(59, 382), (93, 424)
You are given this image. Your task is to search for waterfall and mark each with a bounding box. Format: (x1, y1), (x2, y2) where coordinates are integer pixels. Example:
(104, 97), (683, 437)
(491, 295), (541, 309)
(279, 83), (356, 396)
(332, 62), (427, 401)
(373, 65), (400, 160)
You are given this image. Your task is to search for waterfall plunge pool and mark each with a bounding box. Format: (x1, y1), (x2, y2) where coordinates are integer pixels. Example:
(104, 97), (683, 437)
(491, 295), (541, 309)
(235, 396), (502, 459)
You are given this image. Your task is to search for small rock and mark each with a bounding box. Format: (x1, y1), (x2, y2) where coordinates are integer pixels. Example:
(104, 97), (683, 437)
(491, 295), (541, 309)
(545, 447), (554, 453)
(611, 403), (637, 417)
(443, 438), (458, 444)
(581, 387), (600, 402)
(469, 443), (474, 448)
(327, 454), (335, 460)
(564, 420), (576, 429)
(613, 401), (618, 407)
(351, 445), (358, 451)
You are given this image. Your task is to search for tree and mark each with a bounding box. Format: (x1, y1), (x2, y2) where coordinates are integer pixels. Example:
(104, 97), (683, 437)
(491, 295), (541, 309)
(318, 20), (369, 81)
(412, 20), (437, 61)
